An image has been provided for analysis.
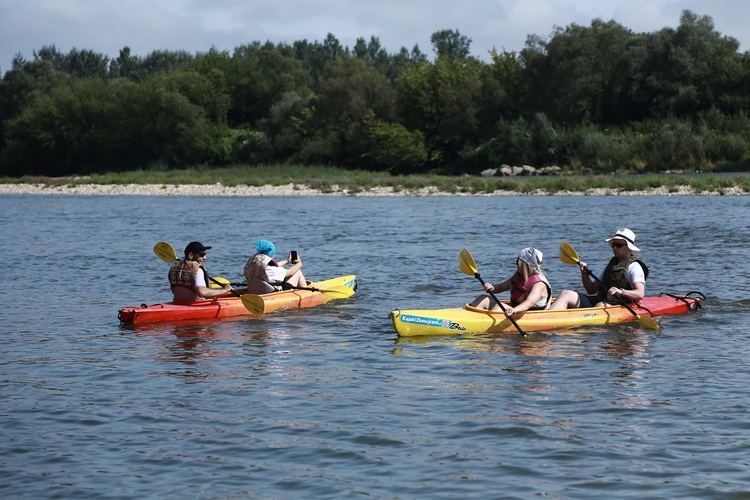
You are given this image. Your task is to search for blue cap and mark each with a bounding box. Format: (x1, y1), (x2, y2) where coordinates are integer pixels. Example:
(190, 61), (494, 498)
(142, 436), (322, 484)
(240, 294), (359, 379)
(256, 239), (276, 257)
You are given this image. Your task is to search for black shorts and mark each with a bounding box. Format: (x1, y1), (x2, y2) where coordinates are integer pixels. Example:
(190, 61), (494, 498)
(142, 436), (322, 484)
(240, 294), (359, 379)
(578, 293), (597, 308)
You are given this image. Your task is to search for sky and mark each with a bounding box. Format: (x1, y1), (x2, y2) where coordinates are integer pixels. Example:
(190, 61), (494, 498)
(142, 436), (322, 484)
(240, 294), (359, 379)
(1, 0), (749, 73)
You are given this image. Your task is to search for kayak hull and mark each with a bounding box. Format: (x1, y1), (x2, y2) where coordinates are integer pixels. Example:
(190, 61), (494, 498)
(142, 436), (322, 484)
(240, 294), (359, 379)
(391, 294), (702, 337)
(119, 275), (356, 325)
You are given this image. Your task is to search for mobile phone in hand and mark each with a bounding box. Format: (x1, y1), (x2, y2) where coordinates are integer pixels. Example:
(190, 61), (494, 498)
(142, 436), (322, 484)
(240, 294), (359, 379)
(290, 250), (298, 263)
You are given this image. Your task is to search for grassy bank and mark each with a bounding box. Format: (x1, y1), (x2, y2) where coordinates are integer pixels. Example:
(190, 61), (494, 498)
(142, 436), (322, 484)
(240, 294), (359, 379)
(2, 165), (749, 194)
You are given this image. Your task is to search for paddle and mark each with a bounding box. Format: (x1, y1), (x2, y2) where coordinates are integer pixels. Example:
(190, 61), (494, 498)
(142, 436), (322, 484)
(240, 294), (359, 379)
(153, 241), (239, 295)
(459, 248), (527, 335)
(273, 281), (356, 298)
(240, 282), (355, 315)
(241, 294), (266, 315)
(153, 241), (179, 263)
(209, 275), (234, 289)
(558, 241), (660, 330)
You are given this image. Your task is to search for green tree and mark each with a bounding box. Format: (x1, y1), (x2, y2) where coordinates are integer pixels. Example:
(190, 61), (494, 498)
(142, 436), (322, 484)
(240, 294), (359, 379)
(260, 90), (315, 161)
(479, 49), (525, 132)
(293, 33), (346, 82)
(225, 42), (311, 127)
(521, 19), (636, 124)
(120, 70), (228, 166)
(398, 37), (483, 168)
(300, 57), (398, 166)
(430, 29), (472, 59)
(631, 10), (743, 118)
(0, 59), (71, 154)
(1, 78), (116, 175)
(358, 118), (429, 174)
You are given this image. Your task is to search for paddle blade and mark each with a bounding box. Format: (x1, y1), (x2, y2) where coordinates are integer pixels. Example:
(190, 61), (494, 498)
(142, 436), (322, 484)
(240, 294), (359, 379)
(241, 294), (266, 315)
(210, 276), (230, 289)
(638, 314), (661, 330)
(558, 241), (580, 265)
(154, 241), (178, 263)
(459, 248), (478, 276)
(319, 285), (356, 299)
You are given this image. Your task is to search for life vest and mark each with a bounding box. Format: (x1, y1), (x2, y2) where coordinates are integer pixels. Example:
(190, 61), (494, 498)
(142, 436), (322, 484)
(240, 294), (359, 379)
(245, 254), (270, 282)
(244, 254), (284, 290)
(600, 256), (649, 304)
(510, 273), (552, 309)
(168, 260), (209, 300)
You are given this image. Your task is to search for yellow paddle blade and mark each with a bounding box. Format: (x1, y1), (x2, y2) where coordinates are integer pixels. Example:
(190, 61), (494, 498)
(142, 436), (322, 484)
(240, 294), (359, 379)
(210, 276), (230, 289)
(459, 248), (478, 276)
(558, 241), (580, 265)
(241, 294), (265, 315)
(637, 313), (661, 330)
(154, 241), (178, 263)
(318, 285), (356, 299)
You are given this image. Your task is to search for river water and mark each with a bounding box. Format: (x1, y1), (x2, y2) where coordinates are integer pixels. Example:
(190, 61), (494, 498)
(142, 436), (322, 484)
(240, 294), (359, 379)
(1, 193), (749, 498)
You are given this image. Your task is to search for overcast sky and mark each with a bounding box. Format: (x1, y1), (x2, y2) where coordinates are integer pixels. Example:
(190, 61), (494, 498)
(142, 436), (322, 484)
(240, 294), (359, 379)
(1, 0), (748, 73)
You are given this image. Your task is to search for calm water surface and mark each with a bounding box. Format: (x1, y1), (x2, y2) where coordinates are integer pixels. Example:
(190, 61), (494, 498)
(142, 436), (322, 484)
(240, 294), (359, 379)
(1, 194), (749, 498)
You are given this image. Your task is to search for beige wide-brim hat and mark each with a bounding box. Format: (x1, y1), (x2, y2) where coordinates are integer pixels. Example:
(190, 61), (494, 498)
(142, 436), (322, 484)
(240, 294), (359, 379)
(605, 228), (640, 252)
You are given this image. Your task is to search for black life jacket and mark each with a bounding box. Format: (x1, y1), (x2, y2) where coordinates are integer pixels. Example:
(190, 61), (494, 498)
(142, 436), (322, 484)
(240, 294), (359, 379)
(599, 256), (649, 304)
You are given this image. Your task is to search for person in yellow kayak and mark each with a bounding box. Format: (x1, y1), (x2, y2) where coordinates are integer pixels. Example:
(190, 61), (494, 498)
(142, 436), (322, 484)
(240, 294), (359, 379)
(550, 228), (649, 310)
(469, 247), (552, 316)
(168, 241), (233, 300)
(244, 239), (307, 290)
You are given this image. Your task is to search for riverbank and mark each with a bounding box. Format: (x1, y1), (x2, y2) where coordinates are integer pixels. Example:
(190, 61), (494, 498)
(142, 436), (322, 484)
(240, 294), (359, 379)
(0, 182), (747, 196)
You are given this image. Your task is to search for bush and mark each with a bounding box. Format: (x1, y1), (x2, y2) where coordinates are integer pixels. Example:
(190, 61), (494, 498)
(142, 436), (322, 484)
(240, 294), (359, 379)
(359, 121), (429, 174)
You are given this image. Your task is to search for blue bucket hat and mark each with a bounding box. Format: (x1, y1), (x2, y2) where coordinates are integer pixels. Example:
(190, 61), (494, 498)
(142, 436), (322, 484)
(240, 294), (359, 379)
(256, 239), (276, 257)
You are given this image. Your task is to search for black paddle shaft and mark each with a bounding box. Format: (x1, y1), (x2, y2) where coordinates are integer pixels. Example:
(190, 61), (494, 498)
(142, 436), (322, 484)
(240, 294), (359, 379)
(583, 266), (641, 317)
(207, 274), (241, 297)
(475, 272), (527, 336)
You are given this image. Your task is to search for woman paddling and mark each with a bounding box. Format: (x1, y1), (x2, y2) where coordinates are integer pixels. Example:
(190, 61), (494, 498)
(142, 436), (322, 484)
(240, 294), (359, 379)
(469, 247), (552, 316)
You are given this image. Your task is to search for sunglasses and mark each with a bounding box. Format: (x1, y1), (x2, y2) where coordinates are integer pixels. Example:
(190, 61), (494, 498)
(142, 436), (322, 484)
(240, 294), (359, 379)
(197, 252), (206, 257)
(611, 242), (627, 249)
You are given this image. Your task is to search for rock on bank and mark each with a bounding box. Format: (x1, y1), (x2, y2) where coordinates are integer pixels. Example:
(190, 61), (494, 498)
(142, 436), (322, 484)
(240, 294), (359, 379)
(0, 182), (745, 196)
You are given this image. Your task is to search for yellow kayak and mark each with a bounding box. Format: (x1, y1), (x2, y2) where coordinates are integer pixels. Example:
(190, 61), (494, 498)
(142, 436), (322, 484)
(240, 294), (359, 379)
(391, 294), (703, 336)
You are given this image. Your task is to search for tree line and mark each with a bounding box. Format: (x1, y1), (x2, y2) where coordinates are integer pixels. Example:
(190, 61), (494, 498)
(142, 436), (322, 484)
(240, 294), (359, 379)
(1, 9), (749, 178)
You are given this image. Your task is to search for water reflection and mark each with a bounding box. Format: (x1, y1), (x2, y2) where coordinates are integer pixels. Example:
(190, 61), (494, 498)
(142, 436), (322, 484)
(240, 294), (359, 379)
(123, 320), (271, 379)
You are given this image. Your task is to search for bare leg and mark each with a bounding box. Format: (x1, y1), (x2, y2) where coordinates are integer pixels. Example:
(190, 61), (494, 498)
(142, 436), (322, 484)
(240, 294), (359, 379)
(469, 294), (502, 311)
(549, 289), (581, 310)
(288, 270), (307, 288)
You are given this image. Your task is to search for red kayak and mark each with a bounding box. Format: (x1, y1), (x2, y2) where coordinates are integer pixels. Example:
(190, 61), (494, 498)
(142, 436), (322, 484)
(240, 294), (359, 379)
(119, 275), (356, 325)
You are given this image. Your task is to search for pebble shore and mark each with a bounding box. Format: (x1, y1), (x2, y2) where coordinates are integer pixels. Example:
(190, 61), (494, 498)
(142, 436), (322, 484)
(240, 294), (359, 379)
(0, 182), (745, 196)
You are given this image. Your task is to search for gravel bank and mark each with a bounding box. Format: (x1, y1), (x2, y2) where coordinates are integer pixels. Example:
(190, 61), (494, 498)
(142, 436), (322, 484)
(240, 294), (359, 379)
(0, 182), (745, 196)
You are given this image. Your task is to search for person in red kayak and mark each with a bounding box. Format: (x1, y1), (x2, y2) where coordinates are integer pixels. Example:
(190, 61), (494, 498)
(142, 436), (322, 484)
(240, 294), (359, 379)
(168, 241), (233, 300)
(244, 239), (307, 290)
(469, 247), (552, 316)
(550, 228), (649, 310)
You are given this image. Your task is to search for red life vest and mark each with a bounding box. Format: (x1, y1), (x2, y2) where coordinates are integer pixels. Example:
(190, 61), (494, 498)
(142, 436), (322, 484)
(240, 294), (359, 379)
(510, 273), (551, 309)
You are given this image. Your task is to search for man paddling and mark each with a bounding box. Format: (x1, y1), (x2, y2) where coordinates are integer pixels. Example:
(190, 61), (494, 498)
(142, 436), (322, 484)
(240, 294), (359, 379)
(550, 228), (649, 309)
(168, 241), (233, 300)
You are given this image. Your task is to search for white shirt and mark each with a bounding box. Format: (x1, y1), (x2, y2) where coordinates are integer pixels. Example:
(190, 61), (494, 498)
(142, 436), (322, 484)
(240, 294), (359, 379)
(195, 268), (207, 288)
(264, 265), (286, 283)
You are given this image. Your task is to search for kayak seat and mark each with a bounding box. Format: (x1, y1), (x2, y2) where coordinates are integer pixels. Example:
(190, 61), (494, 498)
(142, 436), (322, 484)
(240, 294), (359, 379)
(245, 278), (276, 295)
